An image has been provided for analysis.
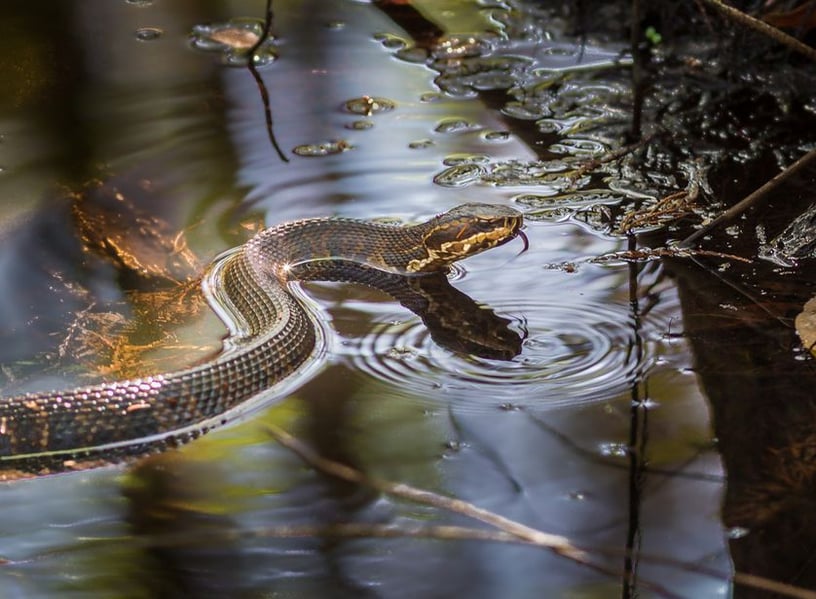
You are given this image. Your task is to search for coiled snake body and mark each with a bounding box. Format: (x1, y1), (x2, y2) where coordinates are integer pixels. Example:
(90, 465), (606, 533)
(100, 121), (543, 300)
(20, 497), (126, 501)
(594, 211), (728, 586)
(0, 203), (523, 474)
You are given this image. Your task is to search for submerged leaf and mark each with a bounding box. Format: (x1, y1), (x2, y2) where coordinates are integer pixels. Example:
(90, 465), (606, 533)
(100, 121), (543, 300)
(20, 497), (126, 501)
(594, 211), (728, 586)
(795, 296), (816, 353)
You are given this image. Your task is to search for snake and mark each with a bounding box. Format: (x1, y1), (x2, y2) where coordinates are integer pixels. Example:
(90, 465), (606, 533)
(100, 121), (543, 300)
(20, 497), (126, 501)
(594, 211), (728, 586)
(0, 203), (524, 475)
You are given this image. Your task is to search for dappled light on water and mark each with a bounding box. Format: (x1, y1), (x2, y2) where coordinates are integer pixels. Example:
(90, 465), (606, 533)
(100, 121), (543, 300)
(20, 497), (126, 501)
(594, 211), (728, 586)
(10, 0), (816, 596)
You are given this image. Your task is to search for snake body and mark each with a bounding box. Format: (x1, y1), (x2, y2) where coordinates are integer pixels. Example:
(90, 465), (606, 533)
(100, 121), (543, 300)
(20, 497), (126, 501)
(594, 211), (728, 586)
(0, 203), (523, 471)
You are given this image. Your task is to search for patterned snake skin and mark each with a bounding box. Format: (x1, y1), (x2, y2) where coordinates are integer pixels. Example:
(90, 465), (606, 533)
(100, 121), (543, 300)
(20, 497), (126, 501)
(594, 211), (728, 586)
(0, 203), (523, 473)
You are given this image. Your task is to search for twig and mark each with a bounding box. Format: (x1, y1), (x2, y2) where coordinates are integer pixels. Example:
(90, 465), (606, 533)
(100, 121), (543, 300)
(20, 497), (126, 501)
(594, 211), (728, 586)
(697, 0), (816, 63)
(264, 424), (583, 559)
(264, 425), (816, 598)
(263, 425), (689, 598)
(732, 573), (816, 599)
(630, 0), (644, 139)
(247, 0), (288, 162)
(617, 190), (695, 234)
(679, 147), (816, 248)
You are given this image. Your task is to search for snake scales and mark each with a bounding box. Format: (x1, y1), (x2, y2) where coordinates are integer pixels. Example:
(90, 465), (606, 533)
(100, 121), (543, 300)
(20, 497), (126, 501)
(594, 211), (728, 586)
(0, 203), (523, 474)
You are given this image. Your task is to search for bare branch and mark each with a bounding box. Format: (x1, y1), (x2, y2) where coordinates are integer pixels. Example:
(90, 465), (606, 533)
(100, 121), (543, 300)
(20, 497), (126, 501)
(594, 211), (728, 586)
(264, 424), (816, 599)
(698, 0), (816, 62)
(264, 424), (583, 559)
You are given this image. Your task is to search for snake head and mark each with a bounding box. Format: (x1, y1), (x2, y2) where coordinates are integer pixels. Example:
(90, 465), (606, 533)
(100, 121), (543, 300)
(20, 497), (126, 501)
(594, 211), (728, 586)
(408, 203), (524, 272)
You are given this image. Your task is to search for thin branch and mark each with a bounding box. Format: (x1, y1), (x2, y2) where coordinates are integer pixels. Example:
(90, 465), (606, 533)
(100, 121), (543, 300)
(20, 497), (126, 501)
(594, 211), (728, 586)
(679, 147), (816, 248)
(630, 0), (644, 138)
(263, 425), (688, 598)
(264, 425), (816, 599)
(264, 424), (583, 559)
(697, 0), (816, 63)
(247, 0), (288, 162)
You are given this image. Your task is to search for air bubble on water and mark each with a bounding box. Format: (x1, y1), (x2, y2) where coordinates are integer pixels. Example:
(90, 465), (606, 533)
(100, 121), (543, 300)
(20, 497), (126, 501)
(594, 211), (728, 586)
(434, 118), (477, 134)
(483, 130), (511, 142)
(346, 120), (374, 130)
(420, 92), (443, 103)
(292, 140), (352, 157)
(442, 154), (491, 166)
(515, 190), (623, 210)
(224, 48), (277, 68)
(395, 47), (429, 63)
(189, 19), (277, 67)
(502, 102), (549, 121)
(727, 527), (749, 539)
(408, 139), (434, 150)
(432, 164), (485, 188)
(432, 158), (595, 191)
(344, 96), (396, 116)
(549, 137), (609, 157)
(434, 56), (532, 96)
(135, 27), (162, 42)
(432, 34), (495, 59)
(373, 32), (409, 50)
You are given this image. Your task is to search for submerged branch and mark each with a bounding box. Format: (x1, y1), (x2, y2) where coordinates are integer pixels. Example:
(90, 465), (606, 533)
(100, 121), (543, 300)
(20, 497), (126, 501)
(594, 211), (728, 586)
(263, 424), (816, 599)
(263, 424), (583, 559)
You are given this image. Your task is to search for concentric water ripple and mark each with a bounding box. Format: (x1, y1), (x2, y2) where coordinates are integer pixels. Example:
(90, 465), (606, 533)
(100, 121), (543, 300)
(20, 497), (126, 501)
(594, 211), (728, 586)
(342, 298), (669, 411)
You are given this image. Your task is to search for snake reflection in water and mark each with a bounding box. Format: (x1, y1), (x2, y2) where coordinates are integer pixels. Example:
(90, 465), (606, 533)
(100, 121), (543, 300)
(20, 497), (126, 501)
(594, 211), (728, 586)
(0, 203), (525, 476)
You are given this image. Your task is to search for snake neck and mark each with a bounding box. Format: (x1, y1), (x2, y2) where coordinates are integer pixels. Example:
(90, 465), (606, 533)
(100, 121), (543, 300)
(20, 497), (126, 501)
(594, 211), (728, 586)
(245, 217), (432, 282)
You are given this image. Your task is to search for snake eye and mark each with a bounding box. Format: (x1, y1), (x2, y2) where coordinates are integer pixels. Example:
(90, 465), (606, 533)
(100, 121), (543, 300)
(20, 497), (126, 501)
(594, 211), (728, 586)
(472, 219), (497, 232)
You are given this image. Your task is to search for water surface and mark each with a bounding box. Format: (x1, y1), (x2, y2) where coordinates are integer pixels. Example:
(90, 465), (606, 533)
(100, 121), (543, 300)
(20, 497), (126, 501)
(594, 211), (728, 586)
(0, 1), (729, 597)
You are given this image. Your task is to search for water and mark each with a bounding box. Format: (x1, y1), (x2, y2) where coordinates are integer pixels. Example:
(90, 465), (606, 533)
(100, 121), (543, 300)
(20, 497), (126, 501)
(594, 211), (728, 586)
(0, 1), (730, 597)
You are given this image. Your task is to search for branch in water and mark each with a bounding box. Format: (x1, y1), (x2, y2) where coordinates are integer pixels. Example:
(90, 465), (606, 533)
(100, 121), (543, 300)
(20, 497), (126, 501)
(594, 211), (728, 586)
(247, 0), (288, 162)
(263, 423), (816, 599)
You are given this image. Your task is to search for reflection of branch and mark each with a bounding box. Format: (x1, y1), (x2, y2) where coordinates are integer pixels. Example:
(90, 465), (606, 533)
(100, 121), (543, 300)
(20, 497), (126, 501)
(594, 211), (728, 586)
(248, 0), (288, 162)
(263, 424), (816, 599)
(622, 246), (648, 597)
(527, 410), (723, 485)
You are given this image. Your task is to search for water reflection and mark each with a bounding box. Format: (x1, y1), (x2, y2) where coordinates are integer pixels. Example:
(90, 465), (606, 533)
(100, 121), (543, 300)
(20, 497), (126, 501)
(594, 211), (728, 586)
(0, 0), (241, 389)
(0, 0), (729, 597)
(344, 293), (662, 410)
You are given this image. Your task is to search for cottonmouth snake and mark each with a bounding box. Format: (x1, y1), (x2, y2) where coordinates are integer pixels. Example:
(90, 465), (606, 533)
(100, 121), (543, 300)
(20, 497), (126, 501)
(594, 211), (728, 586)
(0, 203), (524, 475)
